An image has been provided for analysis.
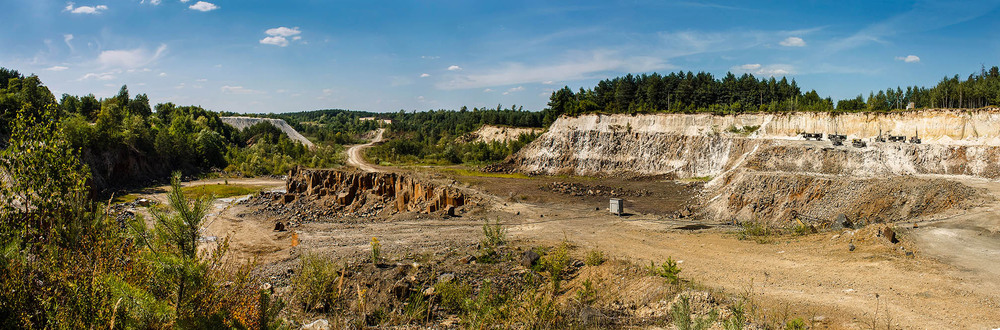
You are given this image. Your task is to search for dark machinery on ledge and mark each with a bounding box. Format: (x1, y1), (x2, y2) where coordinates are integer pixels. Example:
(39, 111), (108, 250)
(829, 134), (847, 146)
(851, 139), (867, 148)
(889, 135), (906, 142)
(801, 132), (823, 141)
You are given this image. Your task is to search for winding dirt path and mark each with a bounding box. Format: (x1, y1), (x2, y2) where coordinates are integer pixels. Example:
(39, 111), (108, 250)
(346, 129), (384, 172)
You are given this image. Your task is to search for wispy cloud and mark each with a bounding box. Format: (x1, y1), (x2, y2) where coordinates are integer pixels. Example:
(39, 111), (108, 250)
(437, 49), (667, 90)
(221, 85), (264, 94)
(80, 71), (117, 81)
(98, 44), (167, 69)
(64, 2), (108, 14)
(189, 1), (218, 12)
(895, 55), (920, 63)
(419, 73), (431, 78)
(779, 37), (806, 47)
(45, 66), (69, 71)
(502, 86), (524, 95)
(731, 63), (794, 76)
(63, 34), (75, 52)
(447, 65), (462, 71)
(828, 0), (1000, 52)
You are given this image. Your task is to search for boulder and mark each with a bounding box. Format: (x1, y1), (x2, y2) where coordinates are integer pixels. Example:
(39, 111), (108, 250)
(881, 227), (899, 244)
(521, 250), (540, 268)
(302, 319), (330, 330)
(273, 222), (286, 232)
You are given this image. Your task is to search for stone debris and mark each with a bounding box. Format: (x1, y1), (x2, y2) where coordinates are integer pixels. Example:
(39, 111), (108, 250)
(542, 182), (651, 198)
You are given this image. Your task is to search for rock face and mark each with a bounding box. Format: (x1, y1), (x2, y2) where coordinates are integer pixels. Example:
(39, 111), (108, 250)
(506, 111), (994, 223)
(509, 111), (1000, 179)
(286, 166), (466, 214)
(460, 125), (543, 143)
(220, 116), (314, 148)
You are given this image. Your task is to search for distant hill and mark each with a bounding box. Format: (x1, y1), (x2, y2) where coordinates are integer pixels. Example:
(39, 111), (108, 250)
(221, 116), (314, 148)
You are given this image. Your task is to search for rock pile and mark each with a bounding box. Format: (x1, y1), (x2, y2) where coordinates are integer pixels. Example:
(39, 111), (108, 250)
(542, 182), (651, 198)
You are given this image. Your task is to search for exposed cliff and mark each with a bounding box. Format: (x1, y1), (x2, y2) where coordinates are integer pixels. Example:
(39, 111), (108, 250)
(460, 125), (542, 143)
(221, 116), (314, 148)
(505, 111), (996, 223)
(285, 167), (467, 216)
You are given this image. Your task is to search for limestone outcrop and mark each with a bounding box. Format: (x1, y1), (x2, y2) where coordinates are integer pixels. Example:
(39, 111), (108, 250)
(286, 167), (466, 215)
(504, 111), (996, 223)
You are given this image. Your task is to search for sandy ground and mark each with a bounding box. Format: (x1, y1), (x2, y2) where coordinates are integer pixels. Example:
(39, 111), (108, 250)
(124, 164), (1000, 328)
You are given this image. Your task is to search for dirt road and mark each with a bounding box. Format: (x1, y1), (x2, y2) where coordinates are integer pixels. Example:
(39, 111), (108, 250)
(346, 129), (384, 172)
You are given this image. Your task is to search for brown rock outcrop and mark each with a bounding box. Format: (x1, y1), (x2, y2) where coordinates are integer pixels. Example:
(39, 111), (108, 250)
(286, 166), (466, 215)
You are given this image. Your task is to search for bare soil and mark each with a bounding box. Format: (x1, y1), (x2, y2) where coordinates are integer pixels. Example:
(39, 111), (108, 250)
(119, 170), (1000, 329)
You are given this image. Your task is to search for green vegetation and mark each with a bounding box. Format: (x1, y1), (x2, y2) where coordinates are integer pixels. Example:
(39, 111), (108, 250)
(584, 249), (605, 266)
(370, 237), (382, 264)
(542, 242), (571, 293)
(671, 294), (718, 330)
(477, 219), (507, 263)
(293, 253), (342, 312)
(0, 106), (277, 327)
(546, 65), (1000, 117)
(181, 184), (265, 200)
(649, 257), (683, 285)
(737, 221), (775, 243)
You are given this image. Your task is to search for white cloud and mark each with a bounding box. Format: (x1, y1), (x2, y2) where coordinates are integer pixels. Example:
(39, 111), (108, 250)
(158, 72), (167, 77)
(260, 36), (289, 47)
(261, 27), (302, 47)
(189, 1), (218, 12)
(64, 2), (108, 14)
(447, 65), (462, 71)
(503, 86), (525, 95)
(731, 63), (794, 76)
(417, 96), (426, 102)
(141, 0), (162, 5)
(196, 78), (207, 82)
(45, 66), (69, 71)
(895, 55), (920, 63)
(542, 81), (554, 85)
(63, 34), (74, 52)
(80, 72), (116, 80)
(419, 73), (431, 78)
(483, 88), (493, 93)
(180, 0), (190, 2)
(98, 44), (167, 68)
(421, 55), (440, 60)
(221, 85), (264, 94)
(779, 36), (806, 47)
(265, 27), (301, 37)
(437, 49), (667, 90)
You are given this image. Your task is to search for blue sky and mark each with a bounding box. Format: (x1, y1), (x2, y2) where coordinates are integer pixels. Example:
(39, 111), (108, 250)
(2, 0), (1000, 113)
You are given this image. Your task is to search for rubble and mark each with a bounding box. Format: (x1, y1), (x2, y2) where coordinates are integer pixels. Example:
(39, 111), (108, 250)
(542, 182), (651, 198)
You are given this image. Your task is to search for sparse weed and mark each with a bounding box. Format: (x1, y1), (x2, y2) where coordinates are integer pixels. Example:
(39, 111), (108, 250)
(791, 220), (817, 236)
(477, 219), (507, 263)
(649, 257), (683, 285)
(671, 294), (717, 330)
(542, 242), (572, 293)
(370, 237), (381, 264)
(293, 253), (342, 312)
(737, 221), (774, 243)
(434, 280), (471, 312)
(584, 249), (605, 266)
(575, 278), (597, 305)
(785, 317), (807, 330)
(722, 301), (747, 330)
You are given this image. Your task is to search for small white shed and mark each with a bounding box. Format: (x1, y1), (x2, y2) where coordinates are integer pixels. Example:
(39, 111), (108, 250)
(610, 198), (624, 216)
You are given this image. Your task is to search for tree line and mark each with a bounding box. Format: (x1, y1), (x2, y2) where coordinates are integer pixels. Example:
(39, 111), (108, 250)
(545, 66), (1000, 117)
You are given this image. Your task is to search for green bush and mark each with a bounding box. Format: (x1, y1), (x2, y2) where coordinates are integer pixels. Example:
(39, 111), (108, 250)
(649, 257), (683, 285)
(584, 249), (605, 266)
(542, 242), (571, 293)
(293, 253), (341, 312)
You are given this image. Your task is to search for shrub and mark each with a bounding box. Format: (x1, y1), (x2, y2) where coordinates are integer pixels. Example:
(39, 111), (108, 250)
(649, 257), (682, 285)
(785, 317), (806, 330)
(671, 294), (717, 330)
(478, 219), (506, 263)
(575, 278), (597, 305)
(721, 301), (747, 330)
(293, 253), (341, 312)
(737, 221), (774, 243)
(370, 237), (381, 264)
(584, 249), (605, 266)
(434, 280), (471, 312)
(542, 242), (571, 293)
